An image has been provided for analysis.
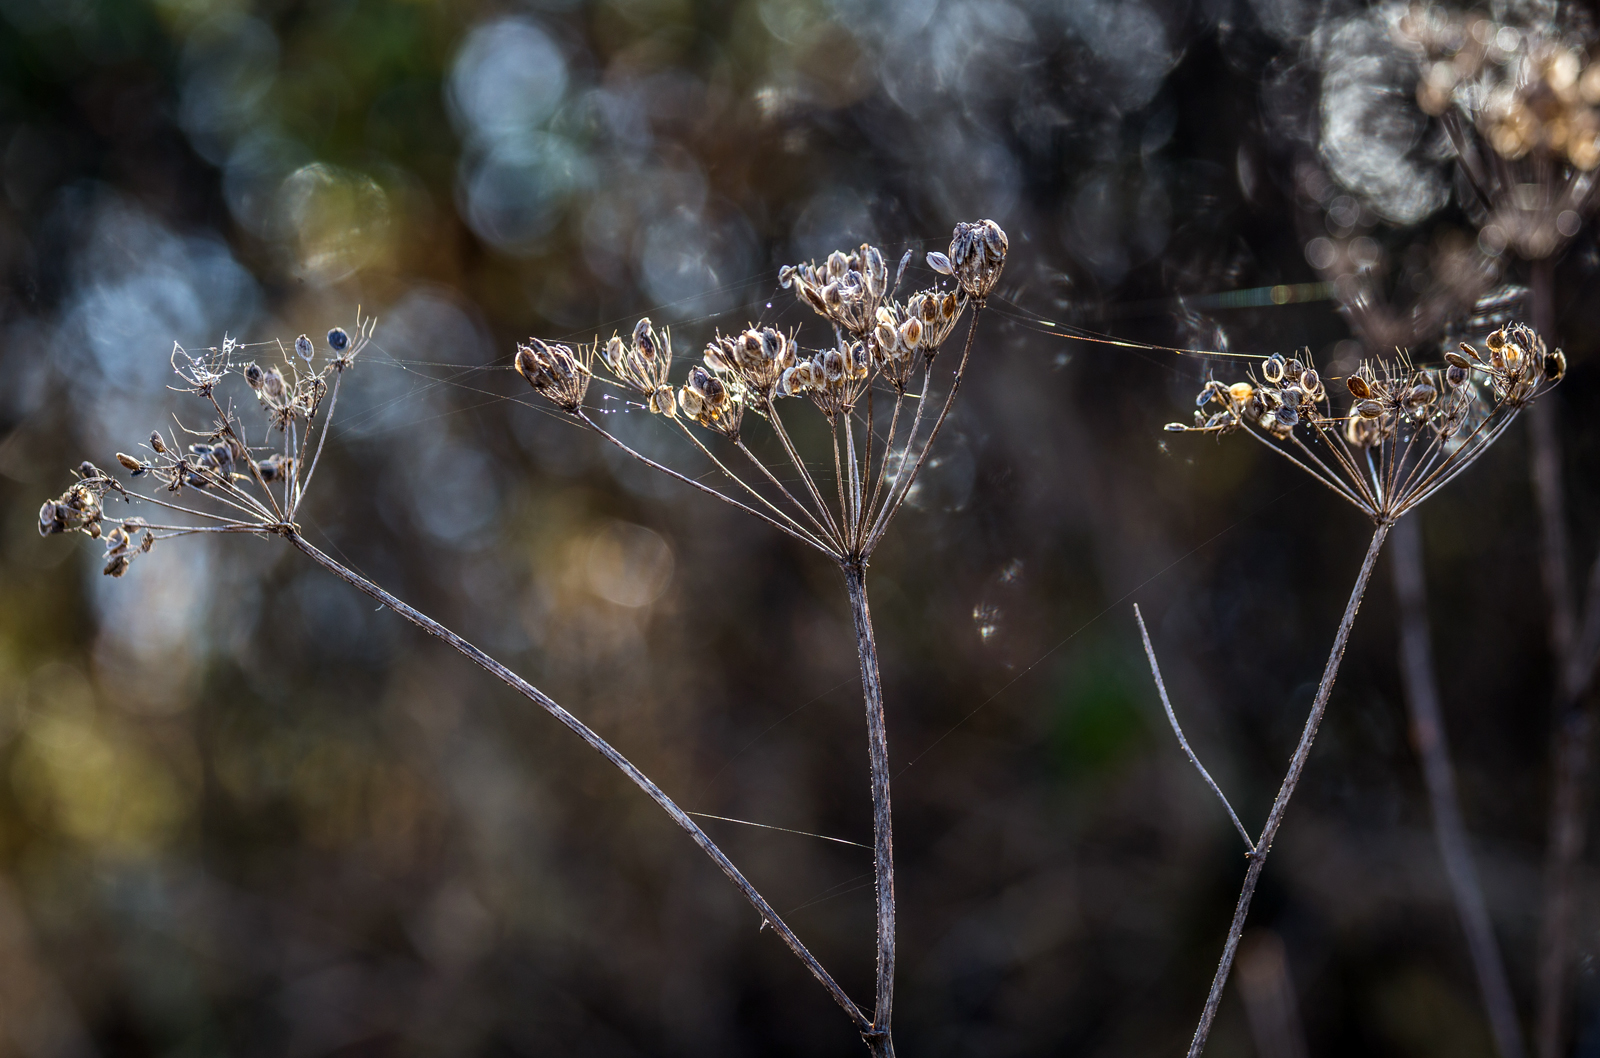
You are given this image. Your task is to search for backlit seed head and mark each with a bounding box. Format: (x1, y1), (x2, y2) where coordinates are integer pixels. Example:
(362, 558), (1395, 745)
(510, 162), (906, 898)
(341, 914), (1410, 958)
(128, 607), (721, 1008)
(295, 334), (314, 362)
(1444, 349), (1472, 369)
(1357, 399), (1384, 419)
(1263, 354), (1286, 383)
(116, 452), (142, 471)
(327, 327), (350, 352)
(149, 430), (167, 454)
(1546, 348), (1567, 381)
(38, 500), (63, 536)
(1406, 382), (1438, 407)
(926, 251), (953, 275)
(515, 337), (592, 412)
(1285, 357), (1304, 382)
(1228, 382), (1254, 404)
(948, 220), (1008, 299)
(1447, 364), (1470, 387)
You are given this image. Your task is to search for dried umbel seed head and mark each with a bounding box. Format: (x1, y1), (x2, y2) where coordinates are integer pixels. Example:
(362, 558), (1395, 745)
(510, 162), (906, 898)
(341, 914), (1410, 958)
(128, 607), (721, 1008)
(515, 337), (592, 412)
(948, 219), (1008, 300)
(261, 366), (286, 402)
(705, 326), (795, 397)
(780, 243), (891, 337)
(327, 327), (350, 352)
(115, 452), (145, 475)
(600, 318), (674, 398)
(679, 365), (742, 437)
(244, 362), (264, 391)
(1263, 354), (1285, 383)
(295, 334), (314, 363)
(1447, 364), (1470, 387)
(149, 430), (168, 454)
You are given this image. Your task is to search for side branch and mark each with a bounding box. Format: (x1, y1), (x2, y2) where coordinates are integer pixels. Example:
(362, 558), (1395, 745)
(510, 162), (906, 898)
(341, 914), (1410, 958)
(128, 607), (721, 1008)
(1187, 519), (1391, 1058)
(284, 531), (869, 1033)
(1134, 604), (1255, 852)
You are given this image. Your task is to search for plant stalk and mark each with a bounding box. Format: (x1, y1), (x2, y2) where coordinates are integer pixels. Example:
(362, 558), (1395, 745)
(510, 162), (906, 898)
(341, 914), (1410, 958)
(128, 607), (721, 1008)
(283, 530), (871, 1035)
(1529, 256), (1593, 1058)
(844, 562), (897, 1058)
(1187, 519), (1391, 1058)
(1391, 516), (1526, 1058)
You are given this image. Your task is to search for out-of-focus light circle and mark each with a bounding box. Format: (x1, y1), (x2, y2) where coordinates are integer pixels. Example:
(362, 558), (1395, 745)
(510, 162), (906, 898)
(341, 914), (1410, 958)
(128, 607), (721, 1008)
(1478, 224), (1507, 256)
(1557, 209), (1582, 237)
(1348, 236), (1380, 268)
(586, 521), (674, 607)
(1305, 236), (1338, 270)
(277, 163), (391, 283)
(460, 134), (588, 253)
(447, 17), (569, 148)
(637, 206), (755, 319)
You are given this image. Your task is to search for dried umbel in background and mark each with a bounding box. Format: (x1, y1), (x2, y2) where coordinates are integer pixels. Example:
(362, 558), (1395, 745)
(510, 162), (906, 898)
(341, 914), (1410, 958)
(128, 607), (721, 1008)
(515, 220), (1007, 1057)
(1158, 323), (1559, 1058)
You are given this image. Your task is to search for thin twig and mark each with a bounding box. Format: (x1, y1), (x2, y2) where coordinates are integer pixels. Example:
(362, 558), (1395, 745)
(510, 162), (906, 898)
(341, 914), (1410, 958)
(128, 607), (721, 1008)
(284, 530), (871, 1034)
(1134, 604), (1255, 853)
(1391, 516), (1527, 1058)
(1187, 519), (1391, 1058)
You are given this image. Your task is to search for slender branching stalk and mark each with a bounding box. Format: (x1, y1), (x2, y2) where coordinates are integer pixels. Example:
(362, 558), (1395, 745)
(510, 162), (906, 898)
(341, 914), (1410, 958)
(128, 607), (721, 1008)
(1159, 323), (1560, 1056)
(1392, 515), (1526, 1058)
(511, 220), (1008, 1056)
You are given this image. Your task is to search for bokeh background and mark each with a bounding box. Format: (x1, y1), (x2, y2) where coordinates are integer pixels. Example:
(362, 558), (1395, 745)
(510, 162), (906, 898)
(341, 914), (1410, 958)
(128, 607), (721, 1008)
(0, 0), (1598, 1055)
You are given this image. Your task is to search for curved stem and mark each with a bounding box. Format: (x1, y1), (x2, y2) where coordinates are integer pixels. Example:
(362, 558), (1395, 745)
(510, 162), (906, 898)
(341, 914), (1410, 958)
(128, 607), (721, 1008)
(284, 531), (869, 1033)
(844, 563), (896, 1052)
(1187, 520), (1390, 1058)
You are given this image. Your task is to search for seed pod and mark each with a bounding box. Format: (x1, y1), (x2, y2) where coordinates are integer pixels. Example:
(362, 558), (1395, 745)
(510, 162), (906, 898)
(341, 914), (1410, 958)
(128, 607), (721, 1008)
(1446, 364), (1469, 387)
(1347, 374), (1371, 399)
(926, 251), (953, 275)
(150, 430), (168, 454)
(1444, 349), (1471, 369)
(1485, 328), (1506, 352)
(633, 317), (657, 360)
(103, 554), (130, 578)
(900, 317), (923, 347)
(78, 461), (99, 480)
(116, 453), (142, 471)
(140, 531), (154, 553)
(261, 367), (285, 400)
(1357, 399), (1383, 419)
(37, 500), (62, 536)
(327, 327), (350, 352)
(295, 334), (314, 362)
(1406, 382), (1437, 407)
(1262, 354), (1285, 383)
(1284, 357), (1304, 382)
(1458, 341), (1482, 363)
(1546, 347), (1567, 381)
(649, 385), (676, 417)
(244, 362), (264, 390)
(1274, 404), (1299, 428)
(1228, 382), (1254, 404)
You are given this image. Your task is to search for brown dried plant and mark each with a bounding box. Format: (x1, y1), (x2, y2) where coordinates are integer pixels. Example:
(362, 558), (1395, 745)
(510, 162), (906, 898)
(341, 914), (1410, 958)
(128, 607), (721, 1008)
(514, 220), (1008, 1057)
(1155, 323), (1561, 1058)
(36, 220), (1007, 1058)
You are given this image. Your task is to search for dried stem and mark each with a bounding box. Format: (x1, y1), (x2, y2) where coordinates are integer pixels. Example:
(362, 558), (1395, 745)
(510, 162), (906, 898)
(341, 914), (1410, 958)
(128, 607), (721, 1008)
(844, 563), (896, 1058)
(1391, 516), (1526, 1058)
(1187, 519), (1390, 1058)
(1529, 258), (1594, 1058)
(283, 530), (871, 1035)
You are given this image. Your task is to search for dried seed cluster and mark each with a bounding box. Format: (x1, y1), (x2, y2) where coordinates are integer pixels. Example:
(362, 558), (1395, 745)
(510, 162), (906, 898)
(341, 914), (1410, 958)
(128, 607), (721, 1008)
(1168, 323), (1558, 520)
(514, 220), (1008, 561)
(35, 316), (373, 577)
(1398, 6), (1600, 168)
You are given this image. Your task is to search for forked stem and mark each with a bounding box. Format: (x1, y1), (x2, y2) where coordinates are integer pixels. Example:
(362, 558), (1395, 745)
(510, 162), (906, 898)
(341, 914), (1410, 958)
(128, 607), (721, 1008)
(844, 562), (897, 1057)
(283, 530), (870, 1036)
(1187, 519), (1390, 1058)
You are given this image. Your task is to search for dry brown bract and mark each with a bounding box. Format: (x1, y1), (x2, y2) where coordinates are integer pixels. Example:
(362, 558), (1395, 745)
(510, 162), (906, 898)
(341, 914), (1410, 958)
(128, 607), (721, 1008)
(1166, 322), (1560, 521)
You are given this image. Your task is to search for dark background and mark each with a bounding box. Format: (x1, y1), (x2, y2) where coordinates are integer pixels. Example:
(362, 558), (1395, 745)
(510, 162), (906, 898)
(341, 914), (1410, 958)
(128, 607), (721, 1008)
(0, 0), (1596, 1055)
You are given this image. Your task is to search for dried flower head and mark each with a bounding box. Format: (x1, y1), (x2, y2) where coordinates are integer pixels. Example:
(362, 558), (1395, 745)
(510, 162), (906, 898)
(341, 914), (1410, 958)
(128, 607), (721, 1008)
(514, 337), (593, 412)
(514, 221), (1005, 562)
(779, 244), (889, 339)
(1166, 323), (1557, 520)
(36, 311), (376, 576)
